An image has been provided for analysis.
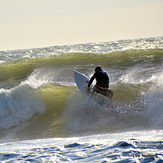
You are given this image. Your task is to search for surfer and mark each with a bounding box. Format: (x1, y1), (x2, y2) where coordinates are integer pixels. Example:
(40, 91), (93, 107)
(87, 66), (113, 98)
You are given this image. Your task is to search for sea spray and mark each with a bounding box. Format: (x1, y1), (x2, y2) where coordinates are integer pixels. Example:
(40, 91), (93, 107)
(143, 72), (163, 128)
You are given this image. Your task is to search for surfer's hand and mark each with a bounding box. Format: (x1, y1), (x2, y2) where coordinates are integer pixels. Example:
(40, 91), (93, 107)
(87, 87), (91, 92)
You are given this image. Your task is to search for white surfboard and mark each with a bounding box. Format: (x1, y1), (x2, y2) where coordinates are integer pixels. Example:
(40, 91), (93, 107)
(74, 70), (89, 97)
(74, 70), (109, 106)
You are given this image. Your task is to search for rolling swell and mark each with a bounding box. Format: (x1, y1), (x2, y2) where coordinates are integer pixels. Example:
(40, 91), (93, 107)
(1, 49), (162, 82)
(0, 46), (163, 141)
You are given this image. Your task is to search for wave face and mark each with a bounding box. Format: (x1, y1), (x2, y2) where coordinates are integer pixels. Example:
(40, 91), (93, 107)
(0, 36), (163, 141)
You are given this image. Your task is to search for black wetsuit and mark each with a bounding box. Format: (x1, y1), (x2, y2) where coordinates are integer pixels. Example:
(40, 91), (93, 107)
(88, 70), (109, 88)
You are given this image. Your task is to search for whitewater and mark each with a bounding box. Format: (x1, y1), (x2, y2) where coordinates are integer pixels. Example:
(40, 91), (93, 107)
(0, 36), (163, 162)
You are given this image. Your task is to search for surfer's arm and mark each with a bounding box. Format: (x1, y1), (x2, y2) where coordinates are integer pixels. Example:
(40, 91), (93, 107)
(87, 74), (96, 92)
(88, 76), (95, 87)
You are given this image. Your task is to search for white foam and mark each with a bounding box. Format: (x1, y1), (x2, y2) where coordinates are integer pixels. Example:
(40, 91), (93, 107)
(22, 67), (75, 89)
(0, 84), (46, 130)
(120, 66), (159, 84)
(21, 68), (54, 89)
(143, 73), (163, 127)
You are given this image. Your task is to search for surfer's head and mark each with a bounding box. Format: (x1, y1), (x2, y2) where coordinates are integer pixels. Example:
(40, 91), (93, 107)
(95, 65), (102, 72)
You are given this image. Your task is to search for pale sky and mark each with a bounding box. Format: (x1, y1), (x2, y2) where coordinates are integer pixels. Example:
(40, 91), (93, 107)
(0, 0), (163, 51)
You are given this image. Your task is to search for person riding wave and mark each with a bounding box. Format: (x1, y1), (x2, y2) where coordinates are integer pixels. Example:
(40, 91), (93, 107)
(87, 66), (113, 98)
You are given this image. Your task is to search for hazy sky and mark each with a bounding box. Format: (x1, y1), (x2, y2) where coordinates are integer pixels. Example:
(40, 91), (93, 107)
(0, 0), (163, 50)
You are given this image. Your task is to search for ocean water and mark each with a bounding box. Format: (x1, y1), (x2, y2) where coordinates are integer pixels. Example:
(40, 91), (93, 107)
(0, 36), (163, 162)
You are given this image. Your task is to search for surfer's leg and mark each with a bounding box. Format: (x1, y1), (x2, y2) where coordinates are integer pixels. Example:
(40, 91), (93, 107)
(94, 86), (114, 101)
(93, 85), (102, 94)
(106, 89), (113, 98)
(94, 86), (108, 96)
